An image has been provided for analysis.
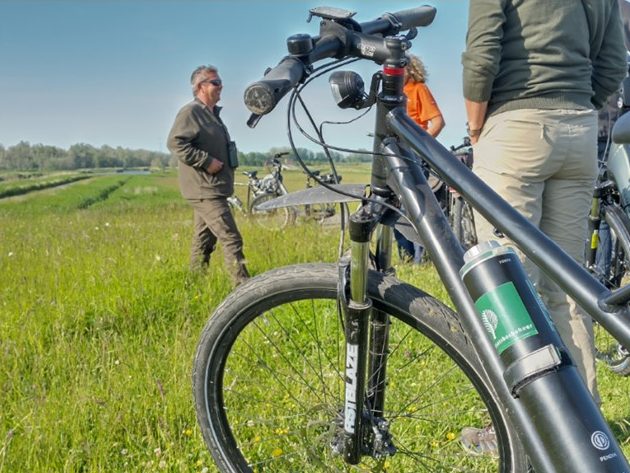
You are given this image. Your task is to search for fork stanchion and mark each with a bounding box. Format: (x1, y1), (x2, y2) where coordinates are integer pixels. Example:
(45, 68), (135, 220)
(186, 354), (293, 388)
(337, 209), (379, 464)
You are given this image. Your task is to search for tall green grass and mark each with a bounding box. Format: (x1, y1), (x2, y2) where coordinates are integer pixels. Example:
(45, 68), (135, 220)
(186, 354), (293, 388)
(0, 170), (344, 472)
(0, 169), (628, 472)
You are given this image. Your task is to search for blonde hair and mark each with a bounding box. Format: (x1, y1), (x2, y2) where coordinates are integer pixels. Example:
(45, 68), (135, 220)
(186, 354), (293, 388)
(406, 54), (427, 83)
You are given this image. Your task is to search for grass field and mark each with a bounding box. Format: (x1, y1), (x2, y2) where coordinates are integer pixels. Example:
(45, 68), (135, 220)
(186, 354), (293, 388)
(0, 168), (629, 472)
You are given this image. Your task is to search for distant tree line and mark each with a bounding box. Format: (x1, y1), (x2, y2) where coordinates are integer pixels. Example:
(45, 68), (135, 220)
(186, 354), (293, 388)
(0, 142), (171, 171)
(0, 141), (372, 171)
(238, 147), (372, 166)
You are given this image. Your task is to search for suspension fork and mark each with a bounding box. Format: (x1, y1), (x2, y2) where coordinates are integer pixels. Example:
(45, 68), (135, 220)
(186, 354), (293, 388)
(338, 207), (377, 464)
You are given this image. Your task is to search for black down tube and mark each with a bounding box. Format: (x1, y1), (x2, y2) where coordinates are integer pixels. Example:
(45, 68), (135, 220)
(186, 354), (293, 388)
(380, 140), (556, 472)
(387, 108), (630, 357)
(383, 121), (630, 471)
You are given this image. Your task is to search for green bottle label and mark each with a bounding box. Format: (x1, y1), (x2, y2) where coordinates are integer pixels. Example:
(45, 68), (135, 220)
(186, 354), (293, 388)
(475, 281), (539, 354)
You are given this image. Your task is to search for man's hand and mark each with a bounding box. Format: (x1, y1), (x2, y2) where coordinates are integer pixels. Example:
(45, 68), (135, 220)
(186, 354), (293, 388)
(465, 98), (488, 146)
(207, 158), (224, 174)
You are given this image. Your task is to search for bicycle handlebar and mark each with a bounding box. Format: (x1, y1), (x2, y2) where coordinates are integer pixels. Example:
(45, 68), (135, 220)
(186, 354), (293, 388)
(450, 137), (472, 152)
(244, 5), (436, 118)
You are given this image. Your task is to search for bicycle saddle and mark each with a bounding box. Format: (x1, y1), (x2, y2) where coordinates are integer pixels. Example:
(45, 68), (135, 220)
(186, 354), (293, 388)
(243, 170), (258, 178)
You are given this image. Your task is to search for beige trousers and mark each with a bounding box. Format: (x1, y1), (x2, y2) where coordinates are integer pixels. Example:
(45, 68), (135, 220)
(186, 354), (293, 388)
(473, 108), (599, 401)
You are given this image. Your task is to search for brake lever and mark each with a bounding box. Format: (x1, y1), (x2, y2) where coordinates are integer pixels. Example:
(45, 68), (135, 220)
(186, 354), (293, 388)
(247, 113), (263, 129)
(405, 27), (418, 40)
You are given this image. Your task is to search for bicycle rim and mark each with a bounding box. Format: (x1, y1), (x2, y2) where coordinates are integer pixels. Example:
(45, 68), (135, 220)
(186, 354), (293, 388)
(250, 193), (293, 230)
(594, 205), (630, 375)
(449, 195), (464, 245)
(461, 200), (477, 249)
(449, 196), (477, 250)
(306, 203), (336, 223)
(193, 264), (524, 472)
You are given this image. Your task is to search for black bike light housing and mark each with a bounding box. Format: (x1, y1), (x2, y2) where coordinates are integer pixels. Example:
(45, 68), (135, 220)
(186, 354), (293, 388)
(329, 71), (366, 109)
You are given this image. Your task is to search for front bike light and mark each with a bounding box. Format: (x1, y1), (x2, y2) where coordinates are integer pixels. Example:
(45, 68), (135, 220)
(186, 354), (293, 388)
(329, 71), (366, 109)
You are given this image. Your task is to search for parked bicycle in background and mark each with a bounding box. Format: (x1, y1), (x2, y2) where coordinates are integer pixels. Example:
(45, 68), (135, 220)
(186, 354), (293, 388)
(584, 81), (630, 376)
(227, 152), (296, 230)
(303, 169), (342, 223)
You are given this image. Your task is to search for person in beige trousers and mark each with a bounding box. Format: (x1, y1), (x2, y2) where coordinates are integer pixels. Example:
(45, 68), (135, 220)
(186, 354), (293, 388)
(459, 0), (627, 455)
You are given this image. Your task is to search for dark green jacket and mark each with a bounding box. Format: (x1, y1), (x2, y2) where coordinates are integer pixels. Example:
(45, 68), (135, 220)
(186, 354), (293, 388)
(462, 0), (627, 117)
(167, 98), (234, 199)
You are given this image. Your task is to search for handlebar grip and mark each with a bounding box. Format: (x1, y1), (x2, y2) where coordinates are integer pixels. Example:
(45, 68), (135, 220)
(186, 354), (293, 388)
(361, 5), (436, 35)
(388, 6), (436, 30)
(244, 56), (307, 115)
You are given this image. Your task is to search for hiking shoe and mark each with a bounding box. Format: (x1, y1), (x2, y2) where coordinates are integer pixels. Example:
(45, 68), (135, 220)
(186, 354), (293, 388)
(460, 425), (498, 457)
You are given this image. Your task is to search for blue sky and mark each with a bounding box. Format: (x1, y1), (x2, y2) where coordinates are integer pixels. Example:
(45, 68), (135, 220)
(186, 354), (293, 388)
(0, 1), (469, 154)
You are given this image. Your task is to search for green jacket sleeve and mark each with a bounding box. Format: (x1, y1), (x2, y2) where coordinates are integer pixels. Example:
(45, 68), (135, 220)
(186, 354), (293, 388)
(461, 0), (507, 102)
(591, 2), (627, 109)
(167, 107), (213, 170)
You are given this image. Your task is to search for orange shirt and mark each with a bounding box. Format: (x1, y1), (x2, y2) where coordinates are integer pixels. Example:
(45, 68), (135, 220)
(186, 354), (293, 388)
(404, 81), (442, 130)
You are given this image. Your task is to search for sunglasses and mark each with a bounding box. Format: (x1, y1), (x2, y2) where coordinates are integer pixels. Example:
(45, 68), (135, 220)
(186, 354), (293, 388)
(203, 78), (222, 87)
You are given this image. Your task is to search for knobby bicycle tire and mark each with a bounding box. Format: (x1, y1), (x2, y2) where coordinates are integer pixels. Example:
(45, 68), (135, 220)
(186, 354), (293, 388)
(594, 204), (630, 376)
(249, 193), (295, 231)
(193, 264), (527, 472)
(449, 195), (477, 250)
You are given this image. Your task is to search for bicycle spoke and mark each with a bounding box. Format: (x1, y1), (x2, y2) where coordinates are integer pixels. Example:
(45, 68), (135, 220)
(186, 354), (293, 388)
(196, 265), (514, 471)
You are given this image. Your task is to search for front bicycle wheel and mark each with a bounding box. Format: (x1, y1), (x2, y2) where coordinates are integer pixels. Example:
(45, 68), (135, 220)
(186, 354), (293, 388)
(193, 264), (526, 472)
(250, 193), (295, 231)
(593, 204), (630, 375)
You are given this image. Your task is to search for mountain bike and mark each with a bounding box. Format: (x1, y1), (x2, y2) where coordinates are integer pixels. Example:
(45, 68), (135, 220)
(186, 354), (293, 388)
(585, 138), (630, 376)
(192, 6), (630, 472)
(227, 152), (296, 230)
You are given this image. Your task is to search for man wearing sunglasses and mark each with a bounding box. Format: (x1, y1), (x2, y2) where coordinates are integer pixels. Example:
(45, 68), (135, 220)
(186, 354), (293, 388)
(168, 65), (249, 285)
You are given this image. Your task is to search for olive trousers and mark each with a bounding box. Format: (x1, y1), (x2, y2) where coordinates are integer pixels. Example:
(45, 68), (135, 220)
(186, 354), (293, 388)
(188, 197), (249, 285)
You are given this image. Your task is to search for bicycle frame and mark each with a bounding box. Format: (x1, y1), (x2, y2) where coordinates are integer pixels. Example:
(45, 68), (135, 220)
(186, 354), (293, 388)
(340, 61), (630, 471)
(241, 6), (630, 470)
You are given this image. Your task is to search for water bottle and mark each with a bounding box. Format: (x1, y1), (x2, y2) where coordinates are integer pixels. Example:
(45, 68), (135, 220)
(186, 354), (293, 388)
(460, 240), (629, 472)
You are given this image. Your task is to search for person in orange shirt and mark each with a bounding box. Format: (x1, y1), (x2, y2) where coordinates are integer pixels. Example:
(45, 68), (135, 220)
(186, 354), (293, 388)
(404, 54), (445, 137)
(396, 54), (446, 262)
